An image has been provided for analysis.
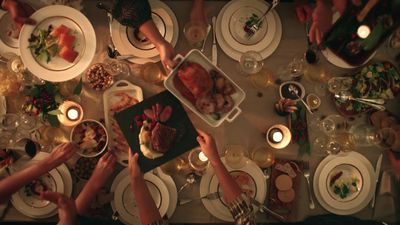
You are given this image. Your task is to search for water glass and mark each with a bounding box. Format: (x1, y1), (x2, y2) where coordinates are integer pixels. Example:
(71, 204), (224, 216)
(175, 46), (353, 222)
(327, 77), (353, 94)
(287, 57), (304, 80)
(224, 145), (248, 169)
(183, 21), (208, 48)
(239, 51), (264, 76)
(250, 146), (275, 168)
(249, 67), (275, 89)
(0, 113), (19, 130)
(188, 147), (210, 173)
(104, 58), (131, 80)
(140, 62), (165, 84)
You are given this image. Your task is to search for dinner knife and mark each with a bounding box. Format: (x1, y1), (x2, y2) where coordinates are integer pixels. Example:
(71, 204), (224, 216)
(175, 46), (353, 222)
(370, 153), (383, 208)
(211, 16), (217, 66)
(250, 198), (285, 221)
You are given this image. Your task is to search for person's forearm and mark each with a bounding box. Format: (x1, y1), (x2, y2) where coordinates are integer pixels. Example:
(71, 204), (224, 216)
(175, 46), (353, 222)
(75, 178), (103, 215)
(0, 161), (52, 202)
(139, 20), (168, 50)
(131, 176), (162, 225)
(210, 159), (242, 204)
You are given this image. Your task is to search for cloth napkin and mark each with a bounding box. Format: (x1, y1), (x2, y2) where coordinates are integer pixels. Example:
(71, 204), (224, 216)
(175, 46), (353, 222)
(373, 170), (399, 222)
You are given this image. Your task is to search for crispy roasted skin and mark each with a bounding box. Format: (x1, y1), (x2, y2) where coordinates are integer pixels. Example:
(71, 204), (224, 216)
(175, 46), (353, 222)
(177, 62), (213, 98)
(151, 123), (176, 153)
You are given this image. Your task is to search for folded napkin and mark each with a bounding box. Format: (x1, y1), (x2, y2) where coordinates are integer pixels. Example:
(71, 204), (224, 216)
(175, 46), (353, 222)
(373, 170), (399, 222)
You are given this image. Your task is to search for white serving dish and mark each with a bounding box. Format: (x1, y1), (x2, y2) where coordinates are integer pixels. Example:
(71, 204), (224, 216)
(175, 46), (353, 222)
(164, 49), (245, 127)
(103, 80), (143, 166)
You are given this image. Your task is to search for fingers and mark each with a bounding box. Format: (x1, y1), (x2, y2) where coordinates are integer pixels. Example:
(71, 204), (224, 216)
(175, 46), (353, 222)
(41, 191), (62, 204)
(308, 22), (317, 44)
(295, 7), (306, 23)
(316, 28), (322, 45)
(305, 6), (313, 22)
(196, 136), (205, 146)
(14, 17), (36, 25)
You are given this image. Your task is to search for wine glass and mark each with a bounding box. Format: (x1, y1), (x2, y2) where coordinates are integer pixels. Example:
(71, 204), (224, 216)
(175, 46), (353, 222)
(183, 21), (208, 48)
(239, 51), (264, 76)
(140, 62), (165, 84)
(224, 145), (248, 169)
(188, 147), (210, 174)
(250, 146), (275, 168)
(327, 77), (353, 94)
(104, 58), (131, 80)
(249, 67), (276, 89)
(287, 57), (304, 80)
(0, 113), (19, 130)
(18, 114), (36, 131)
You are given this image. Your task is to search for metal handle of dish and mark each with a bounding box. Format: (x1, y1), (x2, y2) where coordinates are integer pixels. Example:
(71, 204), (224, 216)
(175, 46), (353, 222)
(354, 99), (386, 111)
(226, 107), (242, 123)
(354, 97), (385, 105)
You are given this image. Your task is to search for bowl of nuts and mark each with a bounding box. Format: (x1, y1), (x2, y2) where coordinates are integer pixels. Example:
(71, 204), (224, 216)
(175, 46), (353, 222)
(86, 63), (113, 91)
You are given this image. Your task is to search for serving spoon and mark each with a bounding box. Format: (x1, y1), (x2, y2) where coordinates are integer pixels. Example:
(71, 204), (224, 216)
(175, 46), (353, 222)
(334, 91), (386, 111)
(288, 84), (313, 114)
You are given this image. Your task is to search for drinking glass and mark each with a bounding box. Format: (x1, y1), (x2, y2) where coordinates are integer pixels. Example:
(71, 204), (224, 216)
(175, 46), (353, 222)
(312, 135), (328, 153)
(188, 147), (209, 173)
(327, 77), (353, 94)
(104, 58), (131, 80)
(140, 62), (165, 84)
(249, 67), (276, 89)
(224, 145), (248, 169)
(325, 137), (342, 155)
(0, 113), (19, 130)
(250, 146), (275, 168)
(348, 124), (392, 147)
(287, 57), (304, 80)
(239, 51), (264, 76)
(18, 114), (36, 130)
(183, 21), (208, 48)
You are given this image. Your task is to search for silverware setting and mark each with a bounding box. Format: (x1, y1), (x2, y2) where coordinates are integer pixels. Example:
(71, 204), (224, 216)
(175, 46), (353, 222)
(288, 84), (313, 114)
(245, 0), (280, 38)
(334, 91), (386, 111)
(178, 192), (219, 206)
(177, 172), (199, 194)
(250, 198), (286, 221)
(111, 210), (119, 221)
(302, 162), (315, 210)
(201, 24), (211, 53)
(211, 16), (218, 66)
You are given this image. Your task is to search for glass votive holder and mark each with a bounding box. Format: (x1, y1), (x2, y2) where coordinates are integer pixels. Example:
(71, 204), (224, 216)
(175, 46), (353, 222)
(266, 124), (291, 149)
(57, 101), (83, 126)
(188, 147), (209, 173)
(250, 145), (275, 168)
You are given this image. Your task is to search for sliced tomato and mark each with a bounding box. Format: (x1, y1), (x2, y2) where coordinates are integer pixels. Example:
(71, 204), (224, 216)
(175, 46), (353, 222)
(58, 33), (76, 49)
(59, 46), (78, 63)
(50, 24), (70, 37)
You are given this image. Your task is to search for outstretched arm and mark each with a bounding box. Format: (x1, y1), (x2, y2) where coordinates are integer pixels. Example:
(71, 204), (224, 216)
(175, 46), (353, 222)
(0, 143), (77, 202)
(75, 151), (116, 215)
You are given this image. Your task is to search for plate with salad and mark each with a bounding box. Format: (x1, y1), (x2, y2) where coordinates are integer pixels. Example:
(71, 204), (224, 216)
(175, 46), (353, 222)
(334, 61), (400, 115)
(19, 5), (96, 82)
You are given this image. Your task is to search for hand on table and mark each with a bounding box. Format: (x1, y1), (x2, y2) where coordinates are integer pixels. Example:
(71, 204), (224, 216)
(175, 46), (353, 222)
(88, 151), (116, 189)
(309, 0), (333, 44)
(42, 142), (78, 170)
(196, 129), (220, 165)
(1, 0), (35, 30)
(41, 191), (78, 225)
(157, 41), (179, 71)
(295, 1), (313, 23)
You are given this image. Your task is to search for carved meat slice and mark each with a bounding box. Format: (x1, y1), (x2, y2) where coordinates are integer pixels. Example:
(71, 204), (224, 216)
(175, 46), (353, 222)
(159, 105), (173, 123)
(177, 62), (213, 98)
(151, 123), (176, 153)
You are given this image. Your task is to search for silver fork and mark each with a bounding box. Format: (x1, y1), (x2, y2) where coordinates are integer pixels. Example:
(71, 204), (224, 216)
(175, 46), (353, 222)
(178, 192), (220, 206)
(246, 0), (280, 38)
(303, 162), (315, 210)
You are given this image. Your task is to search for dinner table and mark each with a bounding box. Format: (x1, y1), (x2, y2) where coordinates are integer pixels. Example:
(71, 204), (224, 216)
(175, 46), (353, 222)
(0, 0), (399, 224)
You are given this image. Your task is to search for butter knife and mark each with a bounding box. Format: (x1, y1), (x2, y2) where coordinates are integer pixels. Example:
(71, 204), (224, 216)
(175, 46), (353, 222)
(370, 153), (383, 208)
(211, 16), (217, 66)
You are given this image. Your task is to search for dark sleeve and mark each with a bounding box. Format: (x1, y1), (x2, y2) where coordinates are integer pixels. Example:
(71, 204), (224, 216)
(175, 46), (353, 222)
(112, 0), (152, 29)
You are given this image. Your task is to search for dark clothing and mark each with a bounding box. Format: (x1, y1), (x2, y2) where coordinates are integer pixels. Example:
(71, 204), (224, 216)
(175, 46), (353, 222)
(112, 0), (152, 29)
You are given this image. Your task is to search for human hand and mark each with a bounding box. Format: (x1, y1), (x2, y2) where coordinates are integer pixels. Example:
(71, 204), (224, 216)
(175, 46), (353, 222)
(156, 41), (178, 71)
(332, 0), (348, 15)
(88, 151), (116, 189)
(196, 129), (220, 165)
(41, 191), (78, 225)
(1, 0), (35, 30)
(388, 150), (400, 180)
(128, 150), (143, 181)
(309, 0), (333, 44)
(42, 142), (78, 170)
(295, 1), (313, 23)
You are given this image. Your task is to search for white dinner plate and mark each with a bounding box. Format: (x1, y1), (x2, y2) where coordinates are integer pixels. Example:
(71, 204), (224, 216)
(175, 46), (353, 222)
(155, 167), (177, 218)
(10, 152), (72, 219)
(221, 0), (275, 52)
(111, 168), (170, 225)
(313, 151), (375, 215)
(19, 5), (96, 82)
(10, 156), (64, 217)
(200, 157), (266, 222)
(216, 0), (282, 61)
(0, 10), (19, 55)
(111, 0), (178, 64)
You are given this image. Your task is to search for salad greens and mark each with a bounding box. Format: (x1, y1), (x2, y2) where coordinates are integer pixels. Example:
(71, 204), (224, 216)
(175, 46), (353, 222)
(28, 25), (58, 63)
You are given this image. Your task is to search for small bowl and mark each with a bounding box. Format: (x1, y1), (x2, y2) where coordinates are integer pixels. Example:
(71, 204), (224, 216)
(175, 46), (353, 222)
(306, 93), (321, 110)
(73, 156), (99, 180)
(70, 119), (108, 158)
(279, 81), (305, 102)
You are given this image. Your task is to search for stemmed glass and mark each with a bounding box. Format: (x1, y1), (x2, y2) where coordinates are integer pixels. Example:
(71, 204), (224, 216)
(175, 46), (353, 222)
(287, 57), (304, 80)
(224, 145), (248, 169)
(103, 58), (131, 80)
(239, 51), (264, 76)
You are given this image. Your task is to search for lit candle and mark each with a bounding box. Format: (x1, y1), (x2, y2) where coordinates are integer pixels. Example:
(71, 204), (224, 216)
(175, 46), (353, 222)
(198, 151), (208, 162)
(272, 130), (283, 143)
(357, 25), (370, 39)
(66, 106), (80, 121)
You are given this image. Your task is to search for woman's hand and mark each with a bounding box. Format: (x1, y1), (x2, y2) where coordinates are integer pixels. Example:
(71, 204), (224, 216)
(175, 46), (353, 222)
(88, 151), (117, 189)
(1, 0), (35, 29)
(41, 191), (78, 225)
(309, 0), (333, 44)
(156, 40), (178, 71)
(42, 143), (78, 170)
(295, 1), (313, 23)
(196, 129), (221, 165)
(128, 150), (143, 182)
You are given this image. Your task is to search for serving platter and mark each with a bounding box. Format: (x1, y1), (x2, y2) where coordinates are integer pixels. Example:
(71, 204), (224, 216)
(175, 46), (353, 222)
(103, 80), (143, 166)
(19, 5), (96, 82)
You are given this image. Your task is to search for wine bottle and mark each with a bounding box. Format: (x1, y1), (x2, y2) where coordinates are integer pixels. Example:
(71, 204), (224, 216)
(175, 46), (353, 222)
(321, 0), (400, 66)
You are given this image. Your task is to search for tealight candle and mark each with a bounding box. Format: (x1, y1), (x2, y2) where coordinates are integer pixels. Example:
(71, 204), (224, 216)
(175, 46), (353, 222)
(198, 151), (208, 162)
(266, 124), (292, 149)
(66, 106), (80, 121)
(357, 25), (371, 39)
(272, 129), (283, 143)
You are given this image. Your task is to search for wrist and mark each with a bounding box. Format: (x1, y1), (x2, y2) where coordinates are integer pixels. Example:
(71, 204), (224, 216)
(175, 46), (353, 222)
(210, 158), (223, 168)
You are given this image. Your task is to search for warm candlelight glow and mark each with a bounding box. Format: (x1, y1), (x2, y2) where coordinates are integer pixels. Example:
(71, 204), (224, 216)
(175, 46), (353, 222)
(67, 107), (79, 121)
(357, 25), (370, 39)
(198, 151), (208, 162)
(272, 131), (283, 142)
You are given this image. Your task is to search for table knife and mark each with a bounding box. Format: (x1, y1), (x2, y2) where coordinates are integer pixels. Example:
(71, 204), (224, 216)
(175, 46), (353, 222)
(211, 16), (217, 66)
(370, 153), (383, 208)
(250, 198), (285, 221)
